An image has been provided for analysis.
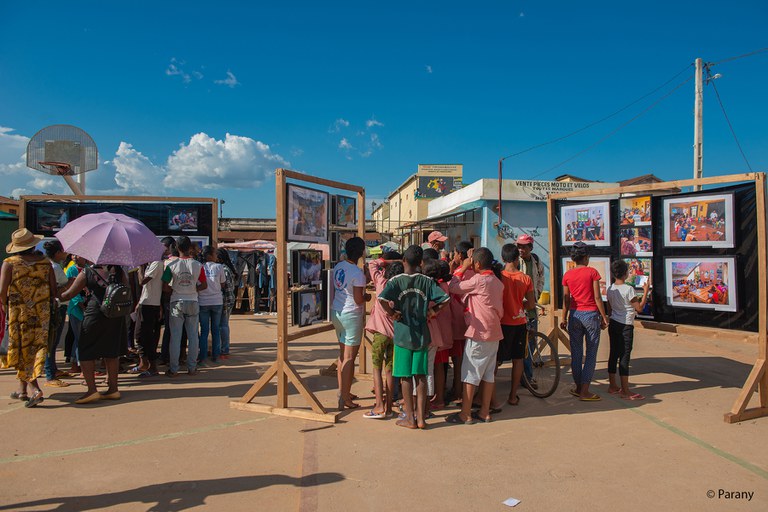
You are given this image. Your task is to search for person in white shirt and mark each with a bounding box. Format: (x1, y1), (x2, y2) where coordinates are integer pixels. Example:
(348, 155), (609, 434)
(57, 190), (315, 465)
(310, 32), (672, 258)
(133, 246), (168, 376)
(162, 236), (207, 376)
(606, 259), (650, 401)
(197, 246), (226, 365)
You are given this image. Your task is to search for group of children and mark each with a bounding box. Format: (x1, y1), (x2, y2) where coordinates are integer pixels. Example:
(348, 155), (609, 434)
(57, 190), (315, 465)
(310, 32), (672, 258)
(331, 236), (647, 429)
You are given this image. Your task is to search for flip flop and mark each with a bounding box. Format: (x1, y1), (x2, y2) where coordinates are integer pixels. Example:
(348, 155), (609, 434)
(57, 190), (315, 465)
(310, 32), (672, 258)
(622, 393), (645, 401)
(508, 395), (520, 406)
(45, 379), (70, 388)
(568, 388), (580, 398)
(445, 412), (475, 425)
(363, 410), (386, 419)
(579, 394), (602, 401)
(127, 366), (147, 374)
(608, 388), (622, 395)
(10, 391), (29, 401)
(470, 411), (492, 423)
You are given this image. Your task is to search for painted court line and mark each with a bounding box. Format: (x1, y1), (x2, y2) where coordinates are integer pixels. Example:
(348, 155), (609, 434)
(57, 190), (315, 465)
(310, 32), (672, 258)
(612, 396), (768, 480)
(0, 417), (269, 465)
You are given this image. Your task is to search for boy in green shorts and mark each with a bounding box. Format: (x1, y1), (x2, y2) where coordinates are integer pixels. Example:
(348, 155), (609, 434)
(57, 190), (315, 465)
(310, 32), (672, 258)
(378, 245), (450, 429)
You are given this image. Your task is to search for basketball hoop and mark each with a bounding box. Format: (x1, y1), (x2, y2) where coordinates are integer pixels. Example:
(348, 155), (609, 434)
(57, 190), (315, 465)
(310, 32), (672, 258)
(39, 161), (74, 176)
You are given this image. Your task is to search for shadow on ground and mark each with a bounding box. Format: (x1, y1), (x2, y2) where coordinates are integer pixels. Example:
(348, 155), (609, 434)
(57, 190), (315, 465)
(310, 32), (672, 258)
(0, 473), (345, 512)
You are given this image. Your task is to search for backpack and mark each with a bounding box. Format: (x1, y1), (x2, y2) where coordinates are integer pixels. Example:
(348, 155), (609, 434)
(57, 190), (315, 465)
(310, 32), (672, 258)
(91, 267), (133, 318)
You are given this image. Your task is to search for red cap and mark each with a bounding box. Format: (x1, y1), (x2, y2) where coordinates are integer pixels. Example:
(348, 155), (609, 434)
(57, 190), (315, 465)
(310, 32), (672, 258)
(428, 231), (448, 243)
(516, 234), (534, 245)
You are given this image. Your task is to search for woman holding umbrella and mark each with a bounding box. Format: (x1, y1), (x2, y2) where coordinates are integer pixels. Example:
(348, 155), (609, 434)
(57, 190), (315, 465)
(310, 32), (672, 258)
(0, 228), (57, 408)
(61, 263), (128, 404)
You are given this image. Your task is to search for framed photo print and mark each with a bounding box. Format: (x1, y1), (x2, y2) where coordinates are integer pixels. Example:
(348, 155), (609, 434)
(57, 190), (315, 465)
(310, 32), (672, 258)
(665, 257), (737, 312)
(333, 195), (357, 229)
(619, 227), (653, 257)
(168, 207), (199, 232)
(332, 231), (355, 261)
(635, 289), (654, 319)
(292, 289), (327, 327)
(36, 206), (70, 232)
(287, 184), (329, 244)
(560, 201), (610, 247)
(291, 249), (323, 286)
(663, 193), (734, 248)
(624, 258), (652, 288)
(619, 196), (651, 226)
(561, 256), (610, 301)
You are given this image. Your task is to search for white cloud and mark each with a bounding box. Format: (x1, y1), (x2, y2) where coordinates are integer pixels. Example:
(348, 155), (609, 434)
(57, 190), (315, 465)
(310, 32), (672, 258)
(0, 126), (70, 197)
(165, 58), (203, 84)
(111, 142), (166, 194)
(426, 65), (433, 74)
(164, 132), (287, 190)
(370, 133), (382, 149)
(366, 118), (384, 129)
(329, 118), (350, 133)
(338, 138), (353, 150)
(214, 71), (240, 88)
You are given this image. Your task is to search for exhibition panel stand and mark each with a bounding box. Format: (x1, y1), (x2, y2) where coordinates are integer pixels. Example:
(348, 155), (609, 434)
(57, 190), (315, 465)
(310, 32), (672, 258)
(232, 168), (366, 423)
(546, 172), (767, 423)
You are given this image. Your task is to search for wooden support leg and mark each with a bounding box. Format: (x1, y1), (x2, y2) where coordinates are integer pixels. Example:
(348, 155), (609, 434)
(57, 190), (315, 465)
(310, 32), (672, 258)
(284, 360), (327, 414)
(239, 362), (278, 403)
(724, 359), (768, 423)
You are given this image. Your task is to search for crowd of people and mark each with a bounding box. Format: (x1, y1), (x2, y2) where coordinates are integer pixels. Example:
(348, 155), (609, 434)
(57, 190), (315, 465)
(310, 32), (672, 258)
(0, 229), (237, 407)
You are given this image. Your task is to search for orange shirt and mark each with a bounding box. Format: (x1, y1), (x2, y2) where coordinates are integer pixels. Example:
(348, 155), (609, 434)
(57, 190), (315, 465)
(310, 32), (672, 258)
(501, 270), (533, 326)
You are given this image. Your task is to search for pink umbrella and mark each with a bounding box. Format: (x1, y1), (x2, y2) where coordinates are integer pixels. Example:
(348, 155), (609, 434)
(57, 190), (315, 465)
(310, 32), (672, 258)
(55, 212), (165, 267)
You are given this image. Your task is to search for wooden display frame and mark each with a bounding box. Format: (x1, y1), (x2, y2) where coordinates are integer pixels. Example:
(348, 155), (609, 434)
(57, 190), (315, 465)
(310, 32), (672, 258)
(546, 172), (767, 424)
(232, 169), (366, 423)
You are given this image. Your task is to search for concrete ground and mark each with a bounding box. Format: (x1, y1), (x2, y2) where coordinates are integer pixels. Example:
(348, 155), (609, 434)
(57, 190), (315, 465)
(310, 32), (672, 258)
(1, 314), (766, 511)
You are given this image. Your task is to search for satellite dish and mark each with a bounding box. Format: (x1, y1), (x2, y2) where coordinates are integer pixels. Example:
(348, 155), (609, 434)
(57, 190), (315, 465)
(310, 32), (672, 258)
(26, 124), (98, 195)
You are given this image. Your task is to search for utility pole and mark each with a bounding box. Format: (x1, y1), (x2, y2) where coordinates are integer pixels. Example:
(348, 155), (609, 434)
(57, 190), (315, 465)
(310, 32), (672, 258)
(693, 57), (704, 191)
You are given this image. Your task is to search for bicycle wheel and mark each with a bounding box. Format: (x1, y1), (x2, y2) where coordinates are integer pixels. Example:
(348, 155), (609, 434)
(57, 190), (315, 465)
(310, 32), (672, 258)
(522, 331), (560, 398)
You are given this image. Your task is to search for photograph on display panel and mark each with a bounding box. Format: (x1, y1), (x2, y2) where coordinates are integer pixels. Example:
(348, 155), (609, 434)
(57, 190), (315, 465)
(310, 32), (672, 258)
(168, 207), (199, 232)
(635, 290), (654, 319)
(619, 196), (652, 226)
(665, 257), (737, 312)
(292, 289), (326, 327)
(36, 206), (70, 232)
(562, 256), (610, 301)
(332, 231), (354, 261)
(663, 193), (734, 248)
(624, 258), (652, 288)
(619, 227), (653, 257)
(560, 202), (610, 246)
(292, 249), (323, 286)
(287, 184), (329, 244)
(333, 195), (357, 228)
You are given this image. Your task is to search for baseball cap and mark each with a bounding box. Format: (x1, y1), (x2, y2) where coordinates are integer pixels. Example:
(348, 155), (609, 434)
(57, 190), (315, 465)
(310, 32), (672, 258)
(428, 231), (448, 243)
(516, 234), (534, 246)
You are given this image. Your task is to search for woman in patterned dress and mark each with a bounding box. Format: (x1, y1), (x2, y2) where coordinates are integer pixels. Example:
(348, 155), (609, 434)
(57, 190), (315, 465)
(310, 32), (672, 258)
(0, 228), (57, 408)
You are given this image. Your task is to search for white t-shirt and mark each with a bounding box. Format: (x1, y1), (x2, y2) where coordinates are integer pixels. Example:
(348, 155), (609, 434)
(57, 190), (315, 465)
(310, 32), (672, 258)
(331, 260), (366, 313)
(164, 257), (204, 302)
(607, 283), (637, 325)
(198, 262), (226, 306)
(52, 261), (69, 306)
(139, 260), (164, 306)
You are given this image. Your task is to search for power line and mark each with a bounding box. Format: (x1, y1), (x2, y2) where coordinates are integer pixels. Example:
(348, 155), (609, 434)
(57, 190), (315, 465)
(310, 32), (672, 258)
(705, 66), (752, 171)
(500, 63), (694, 161)
(709, 47), (768, 67)
(527, 72), (695, 180)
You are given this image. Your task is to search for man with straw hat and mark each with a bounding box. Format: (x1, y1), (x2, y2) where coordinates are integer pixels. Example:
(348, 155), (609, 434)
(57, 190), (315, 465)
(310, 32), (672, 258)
(0, 228), (57, 408)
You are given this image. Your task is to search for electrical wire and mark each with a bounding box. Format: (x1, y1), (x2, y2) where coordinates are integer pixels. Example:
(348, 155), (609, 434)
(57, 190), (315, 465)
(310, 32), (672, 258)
(705, 66), (753, 171)
(500, 63), (694, 161)
(709, 47), (768, 67)
(527, 72), (695, 180)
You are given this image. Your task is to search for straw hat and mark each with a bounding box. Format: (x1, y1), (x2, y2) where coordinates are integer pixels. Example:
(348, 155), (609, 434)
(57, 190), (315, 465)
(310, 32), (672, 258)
(6, 228), (44, 254)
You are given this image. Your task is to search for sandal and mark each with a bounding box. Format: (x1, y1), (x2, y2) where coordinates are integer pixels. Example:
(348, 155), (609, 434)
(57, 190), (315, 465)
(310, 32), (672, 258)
(10, 391), (29, 401)
(445, 412), (475, 425)
(45, 379), (70, 388)
(579, 394), (602, 401)
(127, 366), (147, 374)
(363, 410), (386, 419)
(25, 391), (44, 408)
(471, 410), (492, 423)
(395, 418), (418, 429)
(621, 393), (645, 401)
(568, 388), (581, 398)
(508, 395), (520, 406)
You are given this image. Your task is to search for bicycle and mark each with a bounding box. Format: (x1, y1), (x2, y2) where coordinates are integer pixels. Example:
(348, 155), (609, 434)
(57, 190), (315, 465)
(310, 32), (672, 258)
(521, 318), (561, 398)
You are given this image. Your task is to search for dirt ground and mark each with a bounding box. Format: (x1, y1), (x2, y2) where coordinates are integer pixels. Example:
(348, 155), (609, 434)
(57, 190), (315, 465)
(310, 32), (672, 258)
(1, 313), (766, 511)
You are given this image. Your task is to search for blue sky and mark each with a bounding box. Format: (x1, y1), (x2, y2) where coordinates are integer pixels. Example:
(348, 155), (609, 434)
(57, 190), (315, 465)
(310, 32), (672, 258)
(1, 1), (766, 218)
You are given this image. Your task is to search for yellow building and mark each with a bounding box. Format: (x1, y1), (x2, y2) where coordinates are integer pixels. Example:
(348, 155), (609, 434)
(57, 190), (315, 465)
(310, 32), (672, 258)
(372, 164), (463, 245)
(0, 196), (19, 216)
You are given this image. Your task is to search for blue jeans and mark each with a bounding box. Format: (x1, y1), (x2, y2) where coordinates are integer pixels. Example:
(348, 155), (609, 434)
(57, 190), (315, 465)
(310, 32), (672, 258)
(568, 310), (602, 386)
(220, 306), (232, 355)
(169, 300), (200, 373)
(44, 305), (69, 380)
(198, 304), (223, 362)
